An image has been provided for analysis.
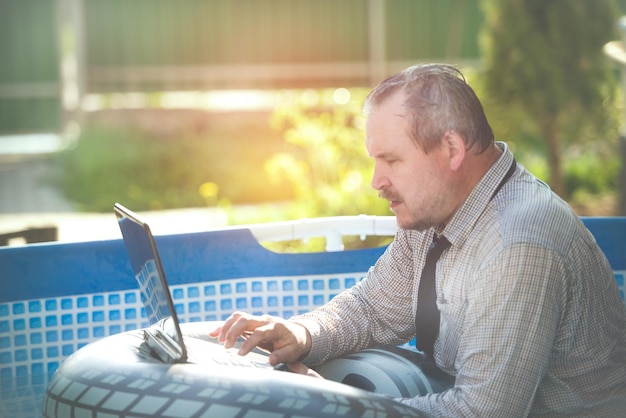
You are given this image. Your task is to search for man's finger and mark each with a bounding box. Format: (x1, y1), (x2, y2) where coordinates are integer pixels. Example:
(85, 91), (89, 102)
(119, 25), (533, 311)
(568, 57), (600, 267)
(217, 311), (246, 343)
(238, 324), (276, 356)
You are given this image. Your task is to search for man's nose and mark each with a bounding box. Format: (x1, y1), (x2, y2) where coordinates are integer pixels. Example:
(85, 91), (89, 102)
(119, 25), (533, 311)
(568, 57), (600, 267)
(371, 165), (389, 191)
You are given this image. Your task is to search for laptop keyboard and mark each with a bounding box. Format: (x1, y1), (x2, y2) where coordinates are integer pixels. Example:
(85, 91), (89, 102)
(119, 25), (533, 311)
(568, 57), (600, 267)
(184, 336), (274, 368)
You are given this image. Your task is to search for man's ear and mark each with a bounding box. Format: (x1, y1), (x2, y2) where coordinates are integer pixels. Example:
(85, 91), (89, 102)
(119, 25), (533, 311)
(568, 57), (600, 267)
(443, 130), (466, 172)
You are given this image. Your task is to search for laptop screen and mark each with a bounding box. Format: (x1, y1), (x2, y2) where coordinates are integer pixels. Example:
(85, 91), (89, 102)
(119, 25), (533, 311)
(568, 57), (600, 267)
(114, 203), (185, 345)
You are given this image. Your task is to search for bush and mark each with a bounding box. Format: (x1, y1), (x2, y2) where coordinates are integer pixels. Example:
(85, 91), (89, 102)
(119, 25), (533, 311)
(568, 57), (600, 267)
(54, 111), (293, 212)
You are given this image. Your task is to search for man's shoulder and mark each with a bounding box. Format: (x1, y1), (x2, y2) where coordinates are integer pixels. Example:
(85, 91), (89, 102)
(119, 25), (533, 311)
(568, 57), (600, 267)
(491, 191), (599, 265)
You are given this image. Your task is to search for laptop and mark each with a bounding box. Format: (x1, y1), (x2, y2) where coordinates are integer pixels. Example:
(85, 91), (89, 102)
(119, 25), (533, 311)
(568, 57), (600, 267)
(114, 202), (276, 368)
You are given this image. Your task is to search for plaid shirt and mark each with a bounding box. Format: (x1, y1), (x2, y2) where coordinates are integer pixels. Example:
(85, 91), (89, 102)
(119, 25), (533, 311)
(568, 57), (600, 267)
(292, 142), (626, 417)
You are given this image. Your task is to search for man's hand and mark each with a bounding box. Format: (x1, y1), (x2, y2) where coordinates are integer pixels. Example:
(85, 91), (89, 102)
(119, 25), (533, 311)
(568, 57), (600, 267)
(209, 311), (312, 367)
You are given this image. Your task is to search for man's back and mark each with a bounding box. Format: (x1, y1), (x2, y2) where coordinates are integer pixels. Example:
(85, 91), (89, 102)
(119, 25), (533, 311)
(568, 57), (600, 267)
(466, 162), (625, 416)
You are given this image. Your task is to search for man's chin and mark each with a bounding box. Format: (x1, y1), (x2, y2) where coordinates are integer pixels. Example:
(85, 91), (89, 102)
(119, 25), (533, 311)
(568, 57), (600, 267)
(395, 214), (430, 232)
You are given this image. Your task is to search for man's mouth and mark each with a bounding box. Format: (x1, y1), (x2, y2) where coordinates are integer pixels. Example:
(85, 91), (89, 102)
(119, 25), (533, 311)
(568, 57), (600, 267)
(389, 200), (401, 211)
(379, 192), (401, 212)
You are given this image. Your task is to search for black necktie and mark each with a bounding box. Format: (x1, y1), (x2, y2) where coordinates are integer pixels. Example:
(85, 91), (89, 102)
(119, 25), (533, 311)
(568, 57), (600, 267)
(415, 233), (451, 357)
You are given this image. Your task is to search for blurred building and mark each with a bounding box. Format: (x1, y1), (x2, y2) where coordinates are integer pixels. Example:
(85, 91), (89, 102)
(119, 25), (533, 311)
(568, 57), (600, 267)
(0, 0), (485, 153)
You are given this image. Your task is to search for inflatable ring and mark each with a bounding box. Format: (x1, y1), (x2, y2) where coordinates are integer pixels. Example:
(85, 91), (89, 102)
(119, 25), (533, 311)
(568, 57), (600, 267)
(42, 323), (452, 418)
(316, 345), (454, 398)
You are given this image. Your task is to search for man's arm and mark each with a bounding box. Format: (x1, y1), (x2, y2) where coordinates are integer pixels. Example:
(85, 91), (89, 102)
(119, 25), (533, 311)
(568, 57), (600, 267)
(291, 229), (424, 365)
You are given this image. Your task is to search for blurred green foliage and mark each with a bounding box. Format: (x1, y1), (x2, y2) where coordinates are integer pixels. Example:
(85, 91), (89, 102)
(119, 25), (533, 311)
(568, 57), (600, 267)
(264, 89), (389, 219)
(55, 80), (621, 219)
(229, 89), (394, 251)
(54, 112), (294, 212)
(479, 0), (620, 198)
(471, 66), (621, 210)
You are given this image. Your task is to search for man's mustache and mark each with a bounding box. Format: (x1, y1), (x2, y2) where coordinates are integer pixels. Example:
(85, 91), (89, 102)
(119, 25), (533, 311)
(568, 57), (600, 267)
(378, 190), (399, 201)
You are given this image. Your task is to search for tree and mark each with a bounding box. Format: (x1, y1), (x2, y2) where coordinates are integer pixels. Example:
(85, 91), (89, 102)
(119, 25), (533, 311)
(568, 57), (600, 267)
(480, 0), (619, 198)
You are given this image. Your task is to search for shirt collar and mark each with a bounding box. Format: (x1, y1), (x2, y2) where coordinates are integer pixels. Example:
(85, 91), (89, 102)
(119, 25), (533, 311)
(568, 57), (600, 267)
(440, 142), (516, 247)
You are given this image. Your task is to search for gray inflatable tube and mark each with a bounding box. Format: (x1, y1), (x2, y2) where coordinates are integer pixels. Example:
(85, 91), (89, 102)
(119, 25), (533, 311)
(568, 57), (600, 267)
(42, 324), (453, 418)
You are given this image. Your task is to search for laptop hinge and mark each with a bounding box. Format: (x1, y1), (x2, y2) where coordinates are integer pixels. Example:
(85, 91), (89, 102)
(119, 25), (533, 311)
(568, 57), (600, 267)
(143, 328), (185, 363)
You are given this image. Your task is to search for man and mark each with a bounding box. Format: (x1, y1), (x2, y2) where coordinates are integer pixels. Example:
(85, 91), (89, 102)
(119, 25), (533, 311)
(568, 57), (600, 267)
(210, 64), (626, 416)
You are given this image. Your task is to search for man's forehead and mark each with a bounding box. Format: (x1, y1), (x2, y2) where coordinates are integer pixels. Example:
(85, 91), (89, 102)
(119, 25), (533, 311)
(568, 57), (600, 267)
(366, 104), (411, 142)
(368, 90), (407, 114)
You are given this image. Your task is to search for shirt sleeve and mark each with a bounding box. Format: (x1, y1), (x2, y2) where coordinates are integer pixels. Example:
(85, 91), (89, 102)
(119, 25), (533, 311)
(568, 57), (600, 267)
(291, 229), (423, 366)
(399, 242), (566, 417)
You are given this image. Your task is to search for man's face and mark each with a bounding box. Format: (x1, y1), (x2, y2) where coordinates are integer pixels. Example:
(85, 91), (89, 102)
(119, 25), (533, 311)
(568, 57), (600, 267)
(365, 92), (450, 231)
